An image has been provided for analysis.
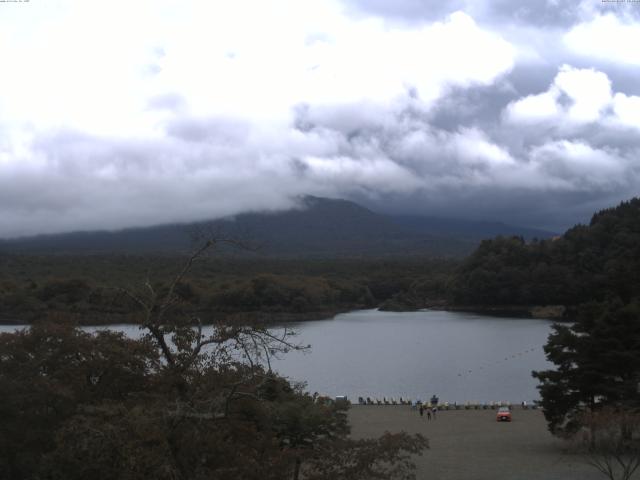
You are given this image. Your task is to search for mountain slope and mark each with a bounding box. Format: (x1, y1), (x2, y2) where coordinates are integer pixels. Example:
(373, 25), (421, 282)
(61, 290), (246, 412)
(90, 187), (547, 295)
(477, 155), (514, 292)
(391, 215), (555, 242)
(0, 196), (555, 257)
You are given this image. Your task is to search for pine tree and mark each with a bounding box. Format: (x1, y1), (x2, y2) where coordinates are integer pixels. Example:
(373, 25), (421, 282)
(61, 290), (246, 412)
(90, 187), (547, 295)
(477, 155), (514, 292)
(533, 300), (640, 435)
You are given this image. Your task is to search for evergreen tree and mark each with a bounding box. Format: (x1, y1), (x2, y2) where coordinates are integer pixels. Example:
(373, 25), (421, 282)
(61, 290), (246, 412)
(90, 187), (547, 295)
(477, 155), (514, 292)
(533, 300), (640, 435)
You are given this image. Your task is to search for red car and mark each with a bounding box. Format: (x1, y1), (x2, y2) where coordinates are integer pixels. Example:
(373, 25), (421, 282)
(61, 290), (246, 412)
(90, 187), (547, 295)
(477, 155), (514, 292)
(496, 406), (512, 422)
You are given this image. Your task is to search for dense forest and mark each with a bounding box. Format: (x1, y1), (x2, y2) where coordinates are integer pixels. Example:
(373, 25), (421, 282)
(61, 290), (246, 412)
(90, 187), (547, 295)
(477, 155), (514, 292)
(0, 255), (455, 324)
(450, 198), (640, 312)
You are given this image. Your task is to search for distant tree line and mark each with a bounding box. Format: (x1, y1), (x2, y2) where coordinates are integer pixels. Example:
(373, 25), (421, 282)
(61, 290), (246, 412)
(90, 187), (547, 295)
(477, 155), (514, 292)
(0, 256), (455, 324)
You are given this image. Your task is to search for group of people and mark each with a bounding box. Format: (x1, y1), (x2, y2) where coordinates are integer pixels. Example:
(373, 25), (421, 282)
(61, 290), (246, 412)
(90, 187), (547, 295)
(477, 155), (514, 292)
(418, 404), (437, 420)
(418, 394), (439, 420)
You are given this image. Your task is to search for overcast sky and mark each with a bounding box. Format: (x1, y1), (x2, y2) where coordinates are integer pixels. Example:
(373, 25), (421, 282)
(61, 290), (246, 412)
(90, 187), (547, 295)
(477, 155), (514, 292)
(1, 0), (639, 237)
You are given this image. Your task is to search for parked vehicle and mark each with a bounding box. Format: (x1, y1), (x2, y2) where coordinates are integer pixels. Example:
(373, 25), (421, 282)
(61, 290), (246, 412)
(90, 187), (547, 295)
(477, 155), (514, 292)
(496, 406), (512, 422)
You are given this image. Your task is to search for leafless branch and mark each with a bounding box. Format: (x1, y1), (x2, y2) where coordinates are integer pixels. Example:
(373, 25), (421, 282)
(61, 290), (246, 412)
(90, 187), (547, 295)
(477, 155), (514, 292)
(575, 408), (640, 480)
(113, 234), (307, 380)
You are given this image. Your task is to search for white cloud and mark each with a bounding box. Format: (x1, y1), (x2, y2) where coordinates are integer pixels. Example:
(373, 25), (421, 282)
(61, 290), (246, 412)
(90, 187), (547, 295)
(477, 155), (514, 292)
(505, 65), (612, 125)
(564, 14), (640, 66)
(554, 66), (612, 123)
(504, 89), (561, 124)
(611, 93), (640, 130)
(0, 3), (516, 133)
(301, 155), (423, 194)
(503, 62), (640, 150)
(151, 8), (516, 120)
(450, 128), (515, 167)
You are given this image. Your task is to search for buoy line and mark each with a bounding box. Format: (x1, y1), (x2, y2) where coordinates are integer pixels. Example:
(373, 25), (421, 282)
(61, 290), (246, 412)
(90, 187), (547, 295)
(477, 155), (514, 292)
(455, 346), (539, 378)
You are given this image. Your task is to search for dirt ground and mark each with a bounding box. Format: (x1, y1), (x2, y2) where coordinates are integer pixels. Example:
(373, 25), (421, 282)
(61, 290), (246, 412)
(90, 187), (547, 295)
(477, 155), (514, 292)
(348, 406), (605, 480)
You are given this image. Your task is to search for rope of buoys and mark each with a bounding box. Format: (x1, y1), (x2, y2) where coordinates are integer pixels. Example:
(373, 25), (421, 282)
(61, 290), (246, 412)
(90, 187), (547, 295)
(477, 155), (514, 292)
(454, 346), (539, 378)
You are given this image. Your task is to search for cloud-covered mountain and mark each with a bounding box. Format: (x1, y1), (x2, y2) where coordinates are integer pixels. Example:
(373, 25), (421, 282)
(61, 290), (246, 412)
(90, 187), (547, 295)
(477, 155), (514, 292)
(0, 196), (556, 257)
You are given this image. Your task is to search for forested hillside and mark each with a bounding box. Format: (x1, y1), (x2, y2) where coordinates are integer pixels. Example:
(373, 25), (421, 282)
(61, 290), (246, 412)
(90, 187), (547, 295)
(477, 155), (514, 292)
(451, 198), (640, 308)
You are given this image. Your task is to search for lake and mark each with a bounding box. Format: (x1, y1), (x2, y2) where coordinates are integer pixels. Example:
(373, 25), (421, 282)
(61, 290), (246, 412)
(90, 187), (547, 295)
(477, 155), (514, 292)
(0, 309), (555, 404)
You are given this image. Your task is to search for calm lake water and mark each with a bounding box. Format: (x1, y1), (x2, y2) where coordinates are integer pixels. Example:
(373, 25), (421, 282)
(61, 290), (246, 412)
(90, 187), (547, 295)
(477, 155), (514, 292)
(0, 309), (554, 404)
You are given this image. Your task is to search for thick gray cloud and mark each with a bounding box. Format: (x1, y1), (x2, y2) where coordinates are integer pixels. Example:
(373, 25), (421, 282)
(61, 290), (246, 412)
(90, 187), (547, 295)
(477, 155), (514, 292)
(0, 128), (311, 237)
(1, 1), (639, 238)
(346, 0), (640, 27)
(292, 95), (640, 231)
(343, 0), (466, 23)
(345, 0), (577, 26)
(486, 0), (588, 27)
(147, 93), (187, 113)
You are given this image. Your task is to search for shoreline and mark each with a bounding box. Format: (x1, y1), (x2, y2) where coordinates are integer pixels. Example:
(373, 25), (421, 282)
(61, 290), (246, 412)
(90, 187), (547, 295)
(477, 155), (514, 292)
(381, 303), (571, 321)
(430, 304), (569, 321)
(0, 308), (350, 327)
(0, 303), (571, 326)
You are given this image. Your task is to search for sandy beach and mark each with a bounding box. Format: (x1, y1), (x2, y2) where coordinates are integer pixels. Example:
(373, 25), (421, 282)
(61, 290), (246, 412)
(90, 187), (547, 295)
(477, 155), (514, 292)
(348, 405), (603, 480)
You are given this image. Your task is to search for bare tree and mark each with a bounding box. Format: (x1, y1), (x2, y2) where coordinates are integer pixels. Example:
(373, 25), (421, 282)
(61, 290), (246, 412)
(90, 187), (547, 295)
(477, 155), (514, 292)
(573, 407), (640, 480)
(117, 235), (308, 410)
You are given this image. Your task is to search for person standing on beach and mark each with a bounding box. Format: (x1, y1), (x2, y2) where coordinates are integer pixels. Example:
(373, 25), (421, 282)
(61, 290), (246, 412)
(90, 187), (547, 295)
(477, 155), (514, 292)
(432, 406), (437, 420)
(426, 409), (431, 421)
(419, 405), (424, 417)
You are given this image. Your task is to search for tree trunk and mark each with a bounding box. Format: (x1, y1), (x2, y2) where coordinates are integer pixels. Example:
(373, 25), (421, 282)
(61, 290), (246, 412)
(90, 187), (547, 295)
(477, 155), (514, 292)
(293, 457), (301, 480)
